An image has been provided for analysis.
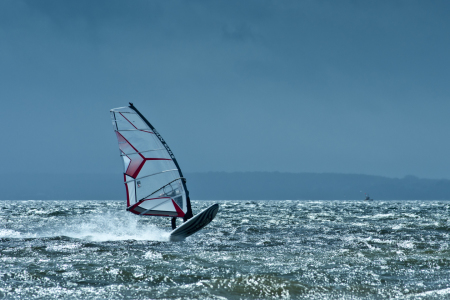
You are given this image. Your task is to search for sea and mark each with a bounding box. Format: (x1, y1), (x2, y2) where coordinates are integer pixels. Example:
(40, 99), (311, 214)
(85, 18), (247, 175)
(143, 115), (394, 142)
(1, 200), (449, 299)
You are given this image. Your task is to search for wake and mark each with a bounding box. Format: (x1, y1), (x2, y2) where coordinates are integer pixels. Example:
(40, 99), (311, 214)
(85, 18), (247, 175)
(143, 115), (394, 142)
(1, 211), (170, 242)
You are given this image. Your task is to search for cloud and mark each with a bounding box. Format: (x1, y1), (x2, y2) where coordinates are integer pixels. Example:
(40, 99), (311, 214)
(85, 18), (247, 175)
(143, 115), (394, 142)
(1, 0), (450, 178)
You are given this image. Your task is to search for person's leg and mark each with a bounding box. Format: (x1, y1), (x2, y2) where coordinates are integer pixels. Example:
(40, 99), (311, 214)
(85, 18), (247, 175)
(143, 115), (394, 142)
(171, 217), (177, 230)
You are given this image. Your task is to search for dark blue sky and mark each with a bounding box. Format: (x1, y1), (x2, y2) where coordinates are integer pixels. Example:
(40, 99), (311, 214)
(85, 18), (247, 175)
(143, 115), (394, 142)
(1, 0), (450, 178)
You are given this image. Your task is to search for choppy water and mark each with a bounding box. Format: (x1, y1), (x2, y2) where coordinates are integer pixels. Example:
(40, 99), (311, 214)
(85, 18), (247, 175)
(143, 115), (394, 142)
(1, 200), (450, 299)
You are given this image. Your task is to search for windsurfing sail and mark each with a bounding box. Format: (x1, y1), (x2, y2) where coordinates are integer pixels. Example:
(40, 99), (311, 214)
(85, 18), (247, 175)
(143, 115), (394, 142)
(110, 103), (192, 218)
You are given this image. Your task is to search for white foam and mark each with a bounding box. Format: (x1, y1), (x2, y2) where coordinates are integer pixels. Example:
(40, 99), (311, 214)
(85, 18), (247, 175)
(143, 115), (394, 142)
(2, 212), (170, 242)
(358, 213), (396, 219)
(0, 229), (28, 238)
(144, 250), (163, 259)
(398, 241), (415, 249)
(57, 213), (171, 242)
(414, 287), (450, 297)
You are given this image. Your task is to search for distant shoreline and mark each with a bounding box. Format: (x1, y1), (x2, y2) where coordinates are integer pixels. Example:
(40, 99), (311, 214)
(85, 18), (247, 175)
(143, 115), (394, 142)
(2, 172), (450, 201)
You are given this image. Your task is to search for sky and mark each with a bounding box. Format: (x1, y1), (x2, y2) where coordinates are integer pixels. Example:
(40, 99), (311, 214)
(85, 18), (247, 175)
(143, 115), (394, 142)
(1, 0), (450, 179)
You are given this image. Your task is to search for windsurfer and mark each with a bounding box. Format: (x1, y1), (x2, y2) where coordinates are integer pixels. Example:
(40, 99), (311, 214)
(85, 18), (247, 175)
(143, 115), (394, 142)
(113, 104), (197, 232)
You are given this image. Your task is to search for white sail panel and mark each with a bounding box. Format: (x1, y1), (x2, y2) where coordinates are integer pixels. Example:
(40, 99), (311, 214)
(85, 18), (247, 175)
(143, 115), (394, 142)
(113, 113), (143, 131)
(134, 171), (184, 203)
(115, 132), (145, 178)
(132, 198), (180, 217)
(122, 155), (131, 173)
(140, 198), (176, 212)
(135, 160), (178, 181)
(119, 132), (172, 160)
(113, 110), (152, 132)
(124, 174), (136, 206)
(111, 105), (188, 218)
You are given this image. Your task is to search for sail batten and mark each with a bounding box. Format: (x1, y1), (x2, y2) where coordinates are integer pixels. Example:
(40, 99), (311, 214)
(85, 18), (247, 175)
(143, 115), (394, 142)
(140, 177), (185, 200)
(111, 104), (189, 218)
(115, 129), (154, 132)
(120, 148), (165, 156)
(124, 169), (179, 184)
(139, 199), (172, 215)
